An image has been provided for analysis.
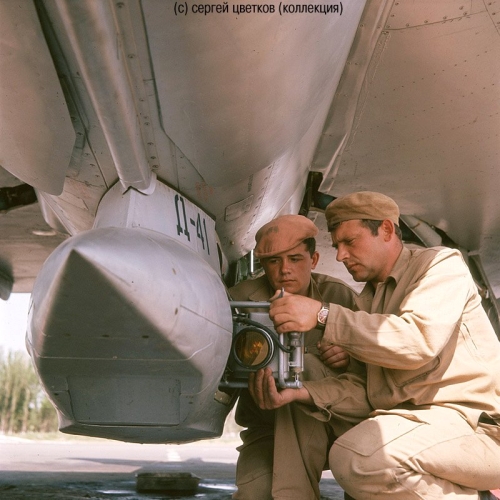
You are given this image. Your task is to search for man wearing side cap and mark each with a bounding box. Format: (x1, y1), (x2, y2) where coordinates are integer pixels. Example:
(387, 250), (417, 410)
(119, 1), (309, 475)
(229, 214), (362, 500)
(251, 192), (500, 499)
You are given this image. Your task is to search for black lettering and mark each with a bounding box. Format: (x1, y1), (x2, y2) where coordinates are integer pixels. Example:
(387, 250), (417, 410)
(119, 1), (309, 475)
(203, 218), (210, 255)
(174, 194), (190, 241)
(196, 214), (205, 249)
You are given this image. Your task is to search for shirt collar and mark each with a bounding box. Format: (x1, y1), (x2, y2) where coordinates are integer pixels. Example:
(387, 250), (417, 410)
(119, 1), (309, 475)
(309, 275), (323, 301)
(358, 246), (410, 299)
(386, 245), (411, 284)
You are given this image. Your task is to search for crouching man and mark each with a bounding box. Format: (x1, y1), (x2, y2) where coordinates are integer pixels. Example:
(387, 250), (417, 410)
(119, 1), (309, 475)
(253, 192), (500, 499)
(230, 214), (364, 500)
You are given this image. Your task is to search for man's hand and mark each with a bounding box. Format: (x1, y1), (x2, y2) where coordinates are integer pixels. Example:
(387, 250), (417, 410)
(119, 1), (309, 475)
(269, 292), (321, 333)
(248, 367), (313, 410)
(318, 343), (349, 369)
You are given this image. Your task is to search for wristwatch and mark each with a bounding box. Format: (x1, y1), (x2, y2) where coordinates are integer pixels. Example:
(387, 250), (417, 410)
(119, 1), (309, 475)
(316, 303), (330, 330)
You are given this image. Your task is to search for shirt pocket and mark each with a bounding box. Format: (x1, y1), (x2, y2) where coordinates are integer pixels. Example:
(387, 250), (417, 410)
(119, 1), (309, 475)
(387, 355), (441, 388)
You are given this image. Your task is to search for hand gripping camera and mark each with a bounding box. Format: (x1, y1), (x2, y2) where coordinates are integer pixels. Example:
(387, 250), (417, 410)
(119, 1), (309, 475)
(219, 301), (304, 390)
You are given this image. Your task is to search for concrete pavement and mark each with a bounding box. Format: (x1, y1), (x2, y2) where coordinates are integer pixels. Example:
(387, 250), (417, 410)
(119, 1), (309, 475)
(0, 434), (346, 499)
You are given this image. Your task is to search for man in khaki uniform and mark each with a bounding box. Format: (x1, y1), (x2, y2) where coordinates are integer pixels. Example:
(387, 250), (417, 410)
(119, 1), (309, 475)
(251, 192), (500, 499)
(230, 214), (359, 500)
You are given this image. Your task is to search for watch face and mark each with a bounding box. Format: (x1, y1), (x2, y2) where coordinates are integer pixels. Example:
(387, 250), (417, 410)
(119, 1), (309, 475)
(318, 307), (328, 324)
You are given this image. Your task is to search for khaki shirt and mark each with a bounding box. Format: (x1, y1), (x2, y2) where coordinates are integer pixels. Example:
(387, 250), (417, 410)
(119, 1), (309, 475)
(304, 246), (500, 429)
(229, 272), (357, 429)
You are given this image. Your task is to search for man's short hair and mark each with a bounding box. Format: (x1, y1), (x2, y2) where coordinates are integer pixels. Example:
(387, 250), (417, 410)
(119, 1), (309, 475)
(361, 220), (403, 241)
(303, 237), (316, 257)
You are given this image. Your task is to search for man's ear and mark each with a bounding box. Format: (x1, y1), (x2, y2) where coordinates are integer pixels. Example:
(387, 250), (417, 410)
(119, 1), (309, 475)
(380, 219), (395, 241)
(311, 251), (320, 269)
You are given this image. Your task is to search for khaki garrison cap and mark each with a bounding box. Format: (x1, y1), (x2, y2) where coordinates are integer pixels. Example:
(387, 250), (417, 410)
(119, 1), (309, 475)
(254, 215), (318, 258)
(325, 191), (400, 229)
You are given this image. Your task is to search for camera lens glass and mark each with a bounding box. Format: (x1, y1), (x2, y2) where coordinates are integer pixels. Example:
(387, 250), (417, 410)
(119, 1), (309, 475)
(233, 328), (273, 368)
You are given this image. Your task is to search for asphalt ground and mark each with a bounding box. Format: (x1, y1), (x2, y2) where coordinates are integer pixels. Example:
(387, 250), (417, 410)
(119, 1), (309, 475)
(0, 434), (346, 499)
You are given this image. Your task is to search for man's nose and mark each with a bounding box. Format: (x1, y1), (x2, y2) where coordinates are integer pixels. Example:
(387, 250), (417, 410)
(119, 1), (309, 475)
(336, 245), (347, 262)
(280, 259), (291, 273)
